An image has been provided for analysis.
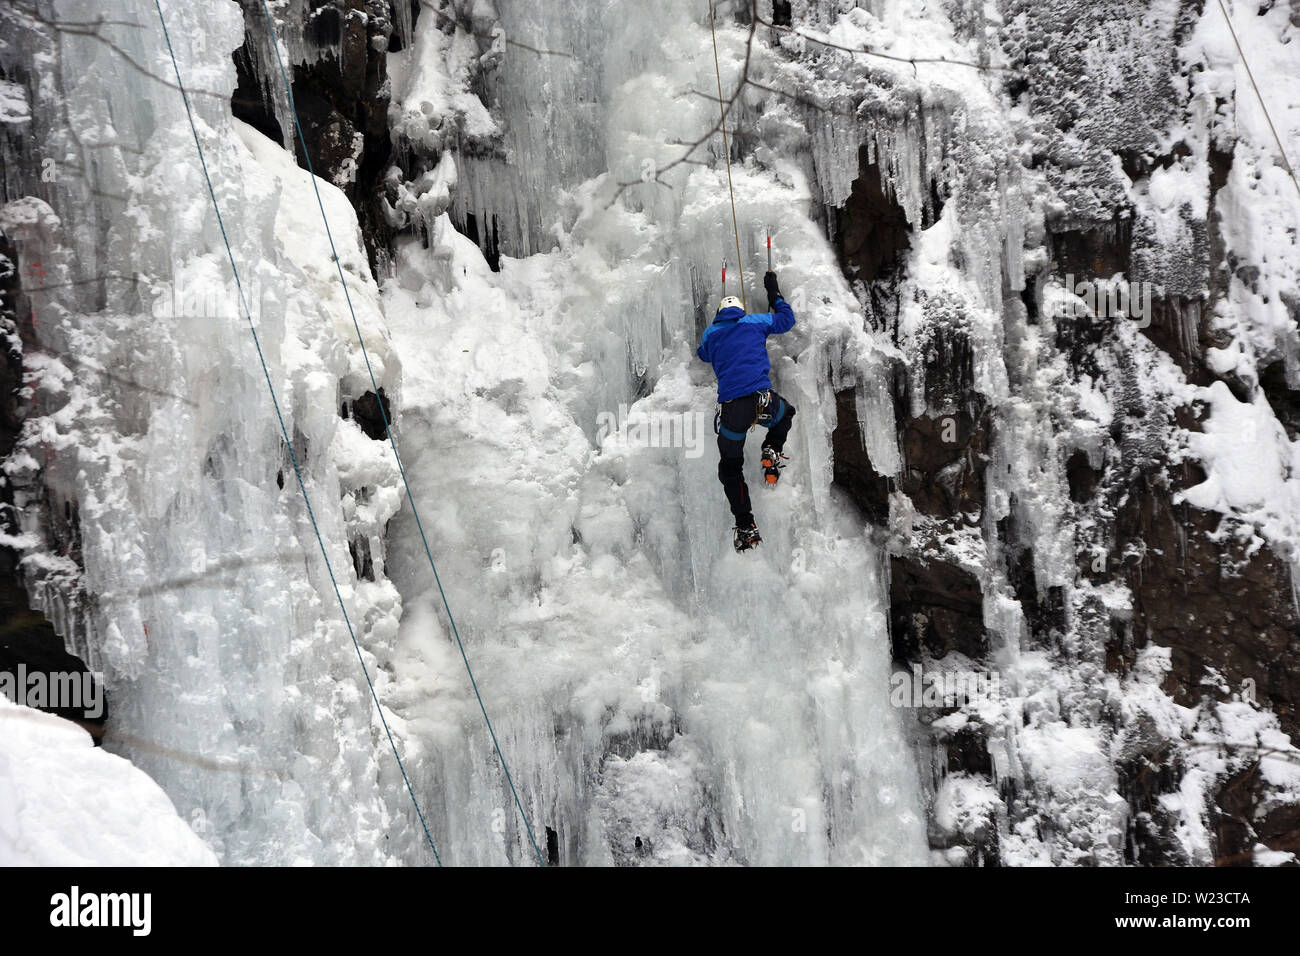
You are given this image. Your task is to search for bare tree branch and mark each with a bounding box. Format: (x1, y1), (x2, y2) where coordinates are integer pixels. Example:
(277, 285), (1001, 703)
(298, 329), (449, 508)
(6, 273), (141, 298)
(20, 343), (201, 409)
(605, 0), (1025, 209)
(6, 3), (226, 100)
(753, 8), (1021, 75)
(427, 7), (575, 59)
(607, 6), (758, 207)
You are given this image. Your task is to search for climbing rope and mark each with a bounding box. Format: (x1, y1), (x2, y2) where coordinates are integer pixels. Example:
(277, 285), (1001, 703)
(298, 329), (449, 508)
(709, 0), (746, 308)
(252, 1), (546, 866)
(1214, 0), (1300, 201)
(151, 0), (444, 864)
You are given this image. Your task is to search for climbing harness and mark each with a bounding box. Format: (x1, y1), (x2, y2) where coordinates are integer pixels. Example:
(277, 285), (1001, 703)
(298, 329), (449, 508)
(713, 388), (783, 440)
(755, 389), (787, 429)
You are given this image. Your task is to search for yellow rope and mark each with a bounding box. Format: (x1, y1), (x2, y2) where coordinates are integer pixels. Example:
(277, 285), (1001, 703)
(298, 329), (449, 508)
(709, 0), (746, 309)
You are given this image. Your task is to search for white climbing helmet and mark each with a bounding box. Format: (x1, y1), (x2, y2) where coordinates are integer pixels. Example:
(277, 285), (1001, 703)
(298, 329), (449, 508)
(718, 295), (743, 312)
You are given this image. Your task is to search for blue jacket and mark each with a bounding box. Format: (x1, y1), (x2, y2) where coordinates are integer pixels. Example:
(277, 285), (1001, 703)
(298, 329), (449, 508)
(696, 299), (796, 402)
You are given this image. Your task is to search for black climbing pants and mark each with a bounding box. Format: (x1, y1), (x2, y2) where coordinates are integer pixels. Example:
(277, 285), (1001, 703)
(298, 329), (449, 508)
(716, 389), (796, 525)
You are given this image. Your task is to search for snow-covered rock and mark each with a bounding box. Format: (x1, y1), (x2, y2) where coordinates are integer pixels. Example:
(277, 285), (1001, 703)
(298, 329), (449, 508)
(0, 697), (216, 866)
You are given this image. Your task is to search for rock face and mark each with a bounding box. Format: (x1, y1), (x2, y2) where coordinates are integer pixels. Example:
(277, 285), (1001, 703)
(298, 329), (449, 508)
(836, 149), (912, 285)
(824, 0), (1300, 864)
(0, 229), (104, 738)
(889, 554), (988, 664)
(831, 387), (892, 524)
(343, 388), (392, 442)
(232, 0), (400, 271)
(1118, 481), (1300, 735)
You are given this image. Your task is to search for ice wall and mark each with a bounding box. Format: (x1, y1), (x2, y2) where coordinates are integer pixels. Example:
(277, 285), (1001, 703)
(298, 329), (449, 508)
(5, 0), (1296, 867)
(1, 0), (935, 866)
(2, 0), (419, 864)
(377, 0), (931, 864)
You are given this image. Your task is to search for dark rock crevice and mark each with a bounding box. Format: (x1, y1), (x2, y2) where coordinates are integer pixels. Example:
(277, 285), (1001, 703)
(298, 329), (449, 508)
(889, 555), (988, 664)
(1260, 358), (1300, 440)
(0, 235), (105, 738)
(1215, 761), (1300, 866)
(830, 386), (894, 524)
(232, 0), (401, 275)
(834, 147), (911, 287)
(1116, 476), (1300, 738)
(342, 388), (393, 441)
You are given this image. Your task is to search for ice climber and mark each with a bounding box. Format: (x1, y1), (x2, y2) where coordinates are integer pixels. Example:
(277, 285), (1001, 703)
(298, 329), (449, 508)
(696, 270), (797, 553)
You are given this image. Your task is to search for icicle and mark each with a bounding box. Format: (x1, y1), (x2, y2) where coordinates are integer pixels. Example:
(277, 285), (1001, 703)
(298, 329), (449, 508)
(856, 375), (902, 478)
(1290, 557), (1300, 623)
(393, 0), (414, 51)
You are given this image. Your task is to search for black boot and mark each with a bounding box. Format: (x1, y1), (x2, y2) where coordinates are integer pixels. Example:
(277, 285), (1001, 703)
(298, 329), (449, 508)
(733, 518), (762, 553)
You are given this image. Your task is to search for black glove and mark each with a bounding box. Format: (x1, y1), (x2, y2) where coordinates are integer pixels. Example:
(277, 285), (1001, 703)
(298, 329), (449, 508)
(764, 271), (782, 309)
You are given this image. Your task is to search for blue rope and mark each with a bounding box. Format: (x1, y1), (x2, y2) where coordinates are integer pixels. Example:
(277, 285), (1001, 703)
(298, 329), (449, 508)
(152, 0), (443, 865)
(254, 1), (546, 866)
